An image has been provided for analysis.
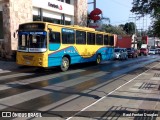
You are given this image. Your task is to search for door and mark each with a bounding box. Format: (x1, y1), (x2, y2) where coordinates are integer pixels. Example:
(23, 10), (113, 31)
(49, 31), (61, 51)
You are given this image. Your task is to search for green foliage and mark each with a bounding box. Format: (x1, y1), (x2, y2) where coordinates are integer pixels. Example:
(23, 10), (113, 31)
(131, 0), (160, 37)
(151, 20), (160, 37)
(102, 24), (126, 35)
(131, 0), (160, 18)
(123, 22), (136, 35)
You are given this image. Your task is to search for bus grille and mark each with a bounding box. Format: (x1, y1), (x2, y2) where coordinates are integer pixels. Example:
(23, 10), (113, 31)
(22, 55), (34, 61)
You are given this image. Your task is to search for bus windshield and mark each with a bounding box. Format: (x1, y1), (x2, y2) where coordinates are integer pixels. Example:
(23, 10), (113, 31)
(18, 31), (47, 52)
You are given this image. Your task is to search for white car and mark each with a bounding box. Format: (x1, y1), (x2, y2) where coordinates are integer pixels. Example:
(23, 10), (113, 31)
(114, 48), (128, 60)
(149, 49), (156, 54)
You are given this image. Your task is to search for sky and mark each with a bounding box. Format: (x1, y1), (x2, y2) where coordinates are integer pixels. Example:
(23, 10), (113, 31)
(88, 0), (151, 30)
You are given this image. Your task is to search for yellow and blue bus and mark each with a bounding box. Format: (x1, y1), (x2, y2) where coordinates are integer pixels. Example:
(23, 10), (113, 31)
(16, 21), (114, 71)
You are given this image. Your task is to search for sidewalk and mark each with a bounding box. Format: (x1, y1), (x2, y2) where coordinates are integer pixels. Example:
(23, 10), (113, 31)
(0, 60), (18, 73)
(74, 63), (160, 119)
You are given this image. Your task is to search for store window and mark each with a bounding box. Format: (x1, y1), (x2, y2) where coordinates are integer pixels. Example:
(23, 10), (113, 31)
(65, 21), (71, 25)
(0, 11), (4, 39)
(58, 0), (70, 4)
(58, 0), (64, 2)
(66, 0), (70, 4)
(33, 15), (41, 21)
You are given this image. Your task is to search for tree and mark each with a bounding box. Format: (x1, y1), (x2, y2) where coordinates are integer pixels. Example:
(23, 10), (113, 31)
(102, 24), (126, 35)
(131, 0), (160, 18)
(123, 22), (136, 35)
(131, 0), (160, 37)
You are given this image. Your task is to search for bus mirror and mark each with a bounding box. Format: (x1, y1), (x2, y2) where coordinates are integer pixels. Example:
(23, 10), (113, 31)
(13, 30), (18, 38)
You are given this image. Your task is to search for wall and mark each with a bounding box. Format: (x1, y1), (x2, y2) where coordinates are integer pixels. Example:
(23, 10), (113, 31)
(2, 0), (32, 58)
(33, 0), (74, 16)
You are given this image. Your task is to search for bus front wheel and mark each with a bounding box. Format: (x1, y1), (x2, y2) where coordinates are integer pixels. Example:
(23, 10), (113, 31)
(60, 57), (70, 72)
(96, 54), (101, 64)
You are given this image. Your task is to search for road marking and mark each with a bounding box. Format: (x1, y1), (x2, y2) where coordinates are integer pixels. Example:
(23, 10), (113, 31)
(66, 62), (160, 120)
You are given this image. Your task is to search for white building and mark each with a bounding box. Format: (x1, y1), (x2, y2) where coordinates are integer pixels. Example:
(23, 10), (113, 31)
(0, 0), (87, 58)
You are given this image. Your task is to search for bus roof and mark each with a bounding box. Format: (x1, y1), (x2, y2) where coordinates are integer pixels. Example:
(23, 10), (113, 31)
(19, 21), (113, 35)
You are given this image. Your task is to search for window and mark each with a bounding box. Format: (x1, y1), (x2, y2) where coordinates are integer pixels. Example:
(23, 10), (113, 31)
(0, 11), (4, 39)
(66, 0), (70, 4)
(104, 35), (109, 45)
(18, 34), (28, 50)
(109, 35), (114, 46)
(49, 32), (60, 43)
(96, 34), (103, 45)
(58, 0), (64, 2)
(62, 28), (75, 44)
(29, 34), (47, 48)
(65, 21), (71, 25)
(87, 32), (95, 45)
(33, 15), (41, 21)
(43, 16), (61, 24)
(76, 31), (86, 44)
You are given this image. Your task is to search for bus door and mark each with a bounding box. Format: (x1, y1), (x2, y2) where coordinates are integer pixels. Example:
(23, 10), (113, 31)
(48, 28), (60, 51)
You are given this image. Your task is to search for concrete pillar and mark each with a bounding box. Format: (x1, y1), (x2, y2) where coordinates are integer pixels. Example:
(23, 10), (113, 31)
(74, 0), (87, 26)
(2, 0), (32, 59)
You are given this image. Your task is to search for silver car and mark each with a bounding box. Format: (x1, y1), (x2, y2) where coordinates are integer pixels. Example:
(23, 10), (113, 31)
(149, 49), (156, 55)
(114, 48), (128, 60)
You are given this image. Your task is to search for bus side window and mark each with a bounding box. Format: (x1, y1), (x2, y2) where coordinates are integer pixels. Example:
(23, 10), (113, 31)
(104, 35), (109, 45)
(96, 34), (103, 45)
(76, 31), (86, 44)
(49, 32), (60, 44)
(62, 29), (75, 44)
(110, 36), (114, 46)
(87, 32), (95, 45)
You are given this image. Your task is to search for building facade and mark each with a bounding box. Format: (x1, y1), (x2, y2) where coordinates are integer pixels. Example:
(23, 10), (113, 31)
(0, 0), (87, 59)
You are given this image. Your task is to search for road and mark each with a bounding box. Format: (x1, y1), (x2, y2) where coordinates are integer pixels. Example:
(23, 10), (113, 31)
(0, 55), (159, 120)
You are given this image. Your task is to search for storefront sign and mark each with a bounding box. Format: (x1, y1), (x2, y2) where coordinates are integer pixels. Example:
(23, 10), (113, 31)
(48, 2), (62, 10)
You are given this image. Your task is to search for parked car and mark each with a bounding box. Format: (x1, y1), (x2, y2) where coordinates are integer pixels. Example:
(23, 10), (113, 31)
(127, 48), (139, 58)
(149, 49), (156, 55)
(114, 48), (128, 60)
(140, 48), (148, 56)
(156, 48), (160, 54)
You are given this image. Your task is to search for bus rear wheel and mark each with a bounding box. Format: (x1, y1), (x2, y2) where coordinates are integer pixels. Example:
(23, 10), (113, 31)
(60, 57), (70, 72)
(96, 54), (101, 64)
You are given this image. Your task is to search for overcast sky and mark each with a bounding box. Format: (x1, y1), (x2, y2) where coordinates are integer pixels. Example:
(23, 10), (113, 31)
(88, 0), (151, 30)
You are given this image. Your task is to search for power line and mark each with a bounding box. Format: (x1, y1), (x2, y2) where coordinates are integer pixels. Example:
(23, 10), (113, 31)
(111, 20), (129, 24)
(110, 0), (131, 8)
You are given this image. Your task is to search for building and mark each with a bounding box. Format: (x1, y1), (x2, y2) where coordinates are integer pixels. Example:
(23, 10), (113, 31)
(148, 37), (160, 49)
(0, 0), (87, 59)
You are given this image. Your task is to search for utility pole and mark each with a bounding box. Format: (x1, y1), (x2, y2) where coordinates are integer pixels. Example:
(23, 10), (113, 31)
(88, 0), (96, 10)
(88, 0), (96, 23)
(93, 0), (96, 9)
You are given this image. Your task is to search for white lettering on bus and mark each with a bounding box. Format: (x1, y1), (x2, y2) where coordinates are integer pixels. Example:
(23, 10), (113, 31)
(30, 32), (44, 35)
